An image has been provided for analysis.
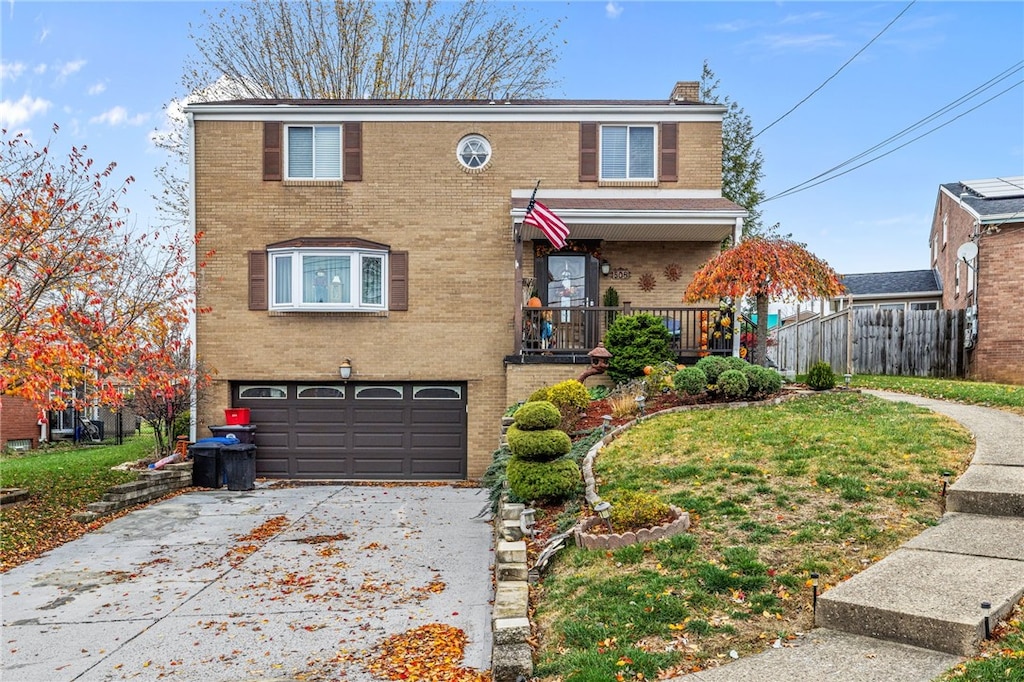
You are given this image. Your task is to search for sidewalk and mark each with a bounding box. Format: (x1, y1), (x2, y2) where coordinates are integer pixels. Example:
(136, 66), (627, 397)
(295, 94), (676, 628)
(1, 484), (494, 682)
(670, 390), (1024, 682)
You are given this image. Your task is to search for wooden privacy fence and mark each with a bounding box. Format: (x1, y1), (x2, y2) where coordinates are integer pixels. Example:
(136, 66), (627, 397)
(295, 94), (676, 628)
(771, 308), (965, 377)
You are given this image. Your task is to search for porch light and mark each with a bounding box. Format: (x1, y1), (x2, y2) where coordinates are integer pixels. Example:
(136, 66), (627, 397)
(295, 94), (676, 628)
(601, 259), (611, 276)
(635, 394), (646, 417)
(339, 358), (353, 380)
(594, 500), (614, 533)
(602, 414), (613, 434)
(981, 601), (991, 639)
(520, 507), (537, 537)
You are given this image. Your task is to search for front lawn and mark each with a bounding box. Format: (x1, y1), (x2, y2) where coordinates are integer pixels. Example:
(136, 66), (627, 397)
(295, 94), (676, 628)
(531, 392), (975, 681)
(0, 436), (155, 571)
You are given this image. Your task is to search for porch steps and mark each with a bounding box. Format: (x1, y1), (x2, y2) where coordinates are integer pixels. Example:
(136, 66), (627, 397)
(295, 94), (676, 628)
(815, 513), (1024, 655)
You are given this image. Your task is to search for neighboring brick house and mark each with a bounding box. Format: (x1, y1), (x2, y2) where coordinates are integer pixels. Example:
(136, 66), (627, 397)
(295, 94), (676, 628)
(929, 176), (1024, 385)
(0, 394), (42, 451)
(185, 80), (746, 481)
(831, 270), (942, 312)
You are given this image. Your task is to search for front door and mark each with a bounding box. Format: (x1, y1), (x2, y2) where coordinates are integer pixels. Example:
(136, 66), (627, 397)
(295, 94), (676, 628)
(537, 253), (600, 349)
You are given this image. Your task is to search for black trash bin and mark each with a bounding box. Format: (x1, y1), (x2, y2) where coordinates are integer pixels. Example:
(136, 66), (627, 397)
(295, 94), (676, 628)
(189, 441), (225, 488)
(208, 424), (257, 444)
(221, 443), (257, 491)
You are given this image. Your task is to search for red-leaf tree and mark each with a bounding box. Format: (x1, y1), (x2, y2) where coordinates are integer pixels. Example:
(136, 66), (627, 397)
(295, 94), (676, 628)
(1, 125), (210, 452)
(684, 236), (843, 366)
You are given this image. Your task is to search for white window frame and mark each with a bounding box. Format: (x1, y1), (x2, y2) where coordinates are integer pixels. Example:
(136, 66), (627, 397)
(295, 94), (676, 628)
(285, 124), (343, 180)
(599, 124), (657, 181)
(456, 134), (492, 170)
(268, 247), (388, 312)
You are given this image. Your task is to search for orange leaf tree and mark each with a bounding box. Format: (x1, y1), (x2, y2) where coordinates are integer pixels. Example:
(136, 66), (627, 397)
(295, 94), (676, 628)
(2, 125), (209, 451)
(683, 236), (843, 367)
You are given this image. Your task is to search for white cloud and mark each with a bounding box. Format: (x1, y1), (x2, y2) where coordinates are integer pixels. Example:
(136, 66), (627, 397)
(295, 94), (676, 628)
(87, 82), (107, 96)
(90, 106), (150, 127)
(57, 59), (86, 80)
(33, 63), (47, 75)
(39, 27), (50, 43)
(605, 2), (623, 19)
(758, 33), (843, 51)
(0, 60), (26, 81)
(0, 94), (52, 128)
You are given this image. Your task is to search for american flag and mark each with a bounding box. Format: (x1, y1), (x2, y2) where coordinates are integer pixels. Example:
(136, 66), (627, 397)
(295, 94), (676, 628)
(524, 199), (570, 250)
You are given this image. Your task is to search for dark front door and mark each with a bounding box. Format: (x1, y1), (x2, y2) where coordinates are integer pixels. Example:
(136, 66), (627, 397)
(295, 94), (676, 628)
(537, 253), (601, 350)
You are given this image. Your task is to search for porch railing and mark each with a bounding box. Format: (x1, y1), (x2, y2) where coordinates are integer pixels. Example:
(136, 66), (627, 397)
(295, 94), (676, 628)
(519, 305), (734, 357)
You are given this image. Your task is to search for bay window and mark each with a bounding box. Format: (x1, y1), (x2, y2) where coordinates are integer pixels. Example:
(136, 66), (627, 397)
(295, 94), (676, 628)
(269, 247), (387, 311)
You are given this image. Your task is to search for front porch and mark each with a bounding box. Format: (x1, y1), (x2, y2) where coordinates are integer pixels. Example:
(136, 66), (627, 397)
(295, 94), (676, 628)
(510, 304), (736, 362)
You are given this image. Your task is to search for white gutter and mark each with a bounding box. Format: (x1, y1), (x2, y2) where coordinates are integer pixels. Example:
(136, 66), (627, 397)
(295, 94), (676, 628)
(510, 208), (747, 224)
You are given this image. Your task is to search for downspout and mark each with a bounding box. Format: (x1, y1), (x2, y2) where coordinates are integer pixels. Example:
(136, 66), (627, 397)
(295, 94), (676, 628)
(187, 110), (198, 444)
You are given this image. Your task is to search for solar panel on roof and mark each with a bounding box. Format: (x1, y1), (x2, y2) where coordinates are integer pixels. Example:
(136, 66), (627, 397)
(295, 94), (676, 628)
(960, 176), (1024, 199)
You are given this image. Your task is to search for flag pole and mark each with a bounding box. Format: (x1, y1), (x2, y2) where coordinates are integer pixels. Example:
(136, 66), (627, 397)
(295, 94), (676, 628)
(526, 180), (541, 217)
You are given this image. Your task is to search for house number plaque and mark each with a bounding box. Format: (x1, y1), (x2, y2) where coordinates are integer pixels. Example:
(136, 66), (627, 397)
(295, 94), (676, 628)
(608, 268), (631, 280)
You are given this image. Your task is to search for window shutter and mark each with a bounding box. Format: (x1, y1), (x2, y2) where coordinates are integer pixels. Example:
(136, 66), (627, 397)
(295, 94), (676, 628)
(263, 122), (282, 181)
(389, 250), (408, 310)
(249, 250), (268, 310)
(659, 123), (678, 182)
(344, 122), (362, 182)
(579, 122), (598, 182)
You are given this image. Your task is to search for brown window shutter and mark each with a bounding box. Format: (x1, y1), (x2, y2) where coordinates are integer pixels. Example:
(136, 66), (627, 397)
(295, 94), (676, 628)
(389, 250), (408, 310)
(343, 122), (362, 182)
(263, 122), (282, 181)
(248, 250), (268, 310)
(659, 123), (678, 182)
(579, 122), (598, 182)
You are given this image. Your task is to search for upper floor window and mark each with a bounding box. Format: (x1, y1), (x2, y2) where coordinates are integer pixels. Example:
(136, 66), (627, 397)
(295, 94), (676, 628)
(269, 247), (386, 311)
(287, 125), (342, 180)
(600, 125), (655, 180)
(457, 134), (491, 170)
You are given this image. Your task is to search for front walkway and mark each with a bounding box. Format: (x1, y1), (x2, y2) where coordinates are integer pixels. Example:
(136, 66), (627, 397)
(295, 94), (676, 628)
(669, 390), (1024, 682)
(2, 484), (494, 682)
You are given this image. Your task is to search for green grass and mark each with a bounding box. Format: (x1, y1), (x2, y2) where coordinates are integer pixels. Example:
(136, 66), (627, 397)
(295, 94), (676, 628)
(937, 598), (1024, 681)
(533, 393), (974, 681)
(849, 375), (1024, 415)
(0, 435), (156, 571)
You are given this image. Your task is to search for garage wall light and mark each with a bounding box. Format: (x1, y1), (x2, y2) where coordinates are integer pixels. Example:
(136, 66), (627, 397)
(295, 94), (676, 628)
(339, 358), (353, 380)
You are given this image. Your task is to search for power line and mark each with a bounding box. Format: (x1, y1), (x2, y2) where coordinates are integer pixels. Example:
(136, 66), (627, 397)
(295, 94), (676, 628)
(764, 67), (1024, 202)
(753, 0), (916, 139)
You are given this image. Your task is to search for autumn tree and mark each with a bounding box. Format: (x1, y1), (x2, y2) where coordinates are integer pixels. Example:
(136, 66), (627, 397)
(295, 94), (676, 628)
(684, 236), (843, 367)
(152, 0), (563, 228)
(1, 126), (208, 452)
(700, 60), (766, 237)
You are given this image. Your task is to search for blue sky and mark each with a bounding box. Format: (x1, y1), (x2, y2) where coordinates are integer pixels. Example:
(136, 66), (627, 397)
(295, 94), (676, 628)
(2, 1), (1022, 276)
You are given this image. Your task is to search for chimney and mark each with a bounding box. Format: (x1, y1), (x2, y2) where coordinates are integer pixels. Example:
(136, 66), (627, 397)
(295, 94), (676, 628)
(670, 81), (700, 103)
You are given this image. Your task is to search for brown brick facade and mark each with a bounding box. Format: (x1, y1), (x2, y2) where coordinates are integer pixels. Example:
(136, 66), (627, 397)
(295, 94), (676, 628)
(0, 394), (41, 450)
(930, 190), (1024, 385)
(192, 107), (731, 478)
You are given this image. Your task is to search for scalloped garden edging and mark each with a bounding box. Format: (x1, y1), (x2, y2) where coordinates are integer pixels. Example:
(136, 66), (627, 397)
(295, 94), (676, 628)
(573, 504), (690, 550)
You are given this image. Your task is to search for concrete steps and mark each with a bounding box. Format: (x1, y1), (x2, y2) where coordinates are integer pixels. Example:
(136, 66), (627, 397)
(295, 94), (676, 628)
(816, 513), (1024, 656)
(947, 465), (1024, 517)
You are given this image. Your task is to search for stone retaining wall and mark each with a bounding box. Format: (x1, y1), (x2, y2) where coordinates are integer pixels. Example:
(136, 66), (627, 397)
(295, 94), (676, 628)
(72, 462), (193, 523)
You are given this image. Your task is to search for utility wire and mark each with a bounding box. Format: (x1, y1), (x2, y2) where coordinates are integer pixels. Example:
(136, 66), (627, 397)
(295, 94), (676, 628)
(753, 0), (916, 139)
(764, 68), (1024, 202)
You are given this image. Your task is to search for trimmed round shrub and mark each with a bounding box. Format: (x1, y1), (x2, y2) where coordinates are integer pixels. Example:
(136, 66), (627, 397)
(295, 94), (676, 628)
(807, 361), (836, 390)
(673, 366), (708, 397)
(507, 456), (581, 502)
(743, 364), (783, 397)
(722, 356), (749, 373)
(695, 355), (728, 384)
(505, 424), (572, 462)
(717, 369), (749, 398)
(604, 313), (675, 383)
(513, 400), (561, 431)
(605, 490), (673, 533)
(545, 379), (590, 413)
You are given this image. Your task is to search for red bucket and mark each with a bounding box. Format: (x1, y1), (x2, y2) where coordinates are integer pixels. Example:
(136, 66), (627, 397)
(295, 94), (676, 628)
(224, 408), (251, 425)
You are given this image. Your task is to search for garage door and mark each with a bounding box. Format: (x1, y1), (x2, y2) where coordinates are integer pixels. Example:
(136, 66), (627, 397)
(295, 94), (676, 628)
(233, 382), (466, 480)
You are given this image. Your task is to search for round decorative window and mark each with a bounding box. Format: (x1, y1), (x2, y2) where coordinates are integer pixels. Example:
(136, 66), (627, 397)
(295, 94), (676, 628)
(456, 134), (492, 170)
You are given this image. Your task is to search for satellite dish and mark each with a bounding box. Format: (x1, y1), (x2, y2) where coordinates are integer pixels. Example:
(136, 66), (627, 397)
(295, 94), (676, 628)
(956, 242), (978, 262)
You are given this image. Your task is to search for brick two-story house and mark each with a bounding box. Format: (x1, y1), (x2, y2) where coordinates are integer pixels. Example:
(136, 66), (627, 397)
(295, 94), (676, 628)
(929, 176), (1024, 384)
(185, 80), (746, 481)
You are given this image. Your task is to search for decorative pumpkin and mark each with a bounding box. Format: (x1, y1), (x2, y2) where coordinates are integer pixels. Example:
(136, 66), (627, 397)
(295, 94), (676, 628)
(643, 365), (653, 375)
(527, 296), (542, 308)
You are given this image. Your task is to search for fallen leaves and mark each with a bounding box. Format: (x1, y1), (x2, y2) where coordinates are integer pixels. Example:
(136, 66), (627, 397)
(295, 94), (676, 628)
(343, 623), (489, 682)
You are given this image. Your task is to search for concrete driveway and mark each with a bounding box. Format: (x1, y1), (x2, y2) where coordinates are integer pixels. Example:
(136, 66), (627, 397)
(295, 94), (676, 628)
(1, 484), (494, 681)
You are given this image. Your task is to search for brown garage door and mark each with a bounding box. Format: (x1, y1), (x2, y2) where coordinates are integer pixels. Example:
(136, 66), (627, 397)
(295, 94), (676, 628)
(233, 382), (466, 480)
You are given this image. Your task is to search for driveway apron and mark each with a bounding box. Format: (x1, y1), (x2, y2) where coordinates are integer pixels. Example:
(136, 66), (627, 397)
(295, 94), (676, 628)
(1, 484), (494, 681)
